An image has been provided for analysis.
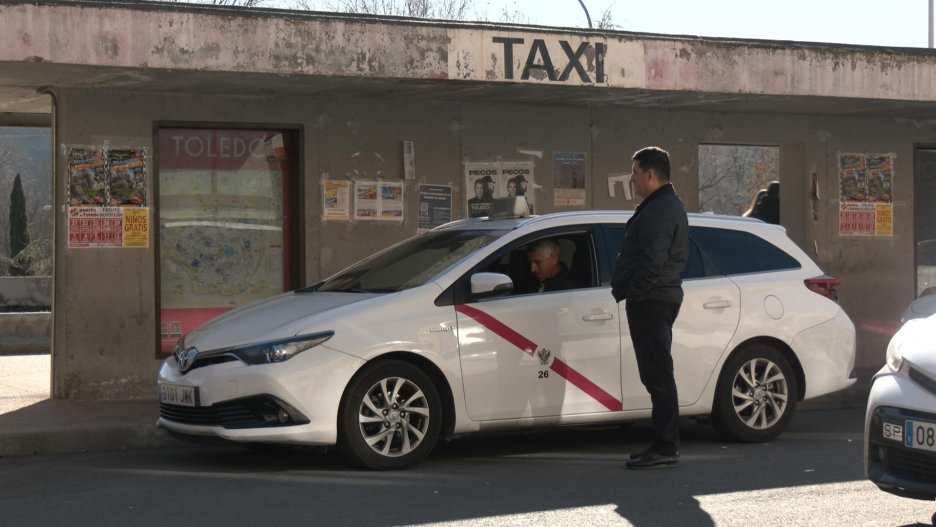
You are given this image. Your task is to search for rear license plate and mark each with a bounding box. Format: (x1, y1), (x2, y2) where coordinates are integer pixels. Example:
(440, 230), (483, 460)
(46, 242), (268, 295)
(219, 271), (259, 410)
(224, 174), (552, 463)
(159, 384), (197, 407)
(905, 420), (936, 452)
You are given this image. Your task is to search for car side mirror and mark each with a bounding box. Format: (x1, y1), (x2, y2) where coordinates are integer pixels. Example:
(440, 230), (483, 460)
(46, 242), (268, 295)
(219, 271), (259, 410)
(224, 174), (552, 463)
(470, 273), (513, 300)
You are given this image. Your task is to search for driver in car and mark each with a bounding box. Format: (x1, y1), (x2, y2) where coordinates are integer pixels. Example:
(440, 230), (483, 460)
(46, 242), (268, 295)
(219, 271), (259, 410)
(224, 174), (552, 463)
(526, 239), (584, 293)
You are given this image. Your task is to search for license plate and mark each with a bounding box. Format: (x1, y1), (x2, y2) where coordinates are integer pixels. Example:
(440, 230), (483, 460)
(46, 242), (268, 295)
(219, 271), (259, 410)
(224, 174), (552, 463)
(159, 384), (197, 407)
(882, 422), (903, 441)
(904, 420), (936, 452)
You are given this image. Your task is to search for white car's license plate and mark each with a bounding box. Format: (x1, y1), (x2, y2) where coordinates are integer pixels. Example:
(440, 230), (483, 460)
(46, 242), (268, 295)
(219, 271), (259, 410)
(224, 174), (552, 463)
(904, 420), (936, 452)
(159, 384), (197, 407)
(882, 422), (903, 441)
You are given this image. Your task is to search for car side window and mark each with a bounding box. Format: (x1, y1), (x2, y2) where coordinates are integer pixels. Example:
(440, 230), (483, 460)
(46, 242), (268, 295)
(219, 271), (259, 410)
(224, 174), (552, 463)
(606, 225), (706, 281)
(483, 232), (597, 296)
(690, 226), (801, 275)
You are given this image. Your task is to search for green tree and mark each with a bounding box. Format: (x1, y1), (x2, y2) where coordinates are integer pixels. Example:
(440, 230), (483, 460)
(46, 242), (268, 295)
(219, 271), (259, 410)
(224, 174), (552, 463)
(8, 173), (32, 276)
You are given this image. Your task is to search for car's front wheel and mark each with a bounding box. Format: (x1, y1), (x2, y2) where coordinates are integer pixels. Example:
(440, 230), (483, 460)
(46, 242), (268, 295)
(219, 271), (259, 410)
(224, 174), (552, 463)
(338, 360), (442, 470)
(711, 344), (798, 443)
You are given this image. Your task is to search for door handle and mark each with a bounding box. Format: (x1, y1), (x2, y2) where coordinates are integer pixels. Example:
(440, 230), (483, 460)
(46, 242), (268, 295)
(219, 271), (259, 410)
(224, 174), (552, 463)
(703, 300), (733, 310)
(583, 312), (614, 322)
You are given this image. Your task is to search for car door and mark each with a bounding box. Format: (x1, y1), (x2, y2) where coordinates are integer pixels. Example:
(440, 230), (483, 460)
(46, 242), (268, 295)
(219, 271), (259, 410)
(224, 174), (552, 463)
(603, 224), (741, 409)
(453, 227), (624, 421)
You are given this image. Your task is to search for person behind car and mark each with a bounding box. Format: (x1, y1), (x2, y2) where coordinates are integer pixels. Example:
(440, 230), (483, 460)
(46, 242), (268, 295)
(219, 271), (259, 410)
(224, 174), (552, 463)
(749, 181), (780, 225)
(526, 239), (583, 292)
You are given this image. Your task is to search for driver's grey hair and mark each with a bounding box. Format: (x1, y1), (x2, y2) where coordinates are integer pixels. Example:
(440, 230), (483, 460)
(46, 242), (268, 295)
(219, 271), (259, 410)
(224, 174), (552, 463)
(527, 238), (560, 258)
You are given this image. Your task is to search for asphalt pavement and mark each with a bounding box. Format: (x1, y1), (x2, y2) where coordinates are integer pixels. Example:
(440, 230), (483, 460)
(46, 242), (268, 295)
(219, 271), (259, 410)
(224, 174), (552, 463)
(1, 408), (934, 527)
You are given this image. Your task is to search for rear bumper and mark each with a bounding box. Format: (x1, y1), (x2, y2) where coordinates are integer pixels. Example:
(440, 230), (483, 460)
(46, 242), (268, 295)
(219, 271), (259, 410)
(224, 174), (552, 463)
(792, 308), (857, 400)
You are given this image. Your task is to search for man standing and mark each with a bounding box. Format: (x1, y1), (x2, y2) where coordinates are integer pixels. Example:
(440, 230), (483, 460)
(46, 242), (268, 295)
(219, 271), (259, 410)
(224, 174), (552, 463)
(611, 147), (689, 470)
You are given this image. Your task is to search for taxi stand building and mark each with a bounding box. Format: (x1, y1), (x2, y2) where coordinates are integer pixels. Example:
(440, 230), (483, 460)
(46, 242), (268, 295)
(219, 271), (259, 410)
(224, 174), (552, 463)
(1, 0), (935, 399)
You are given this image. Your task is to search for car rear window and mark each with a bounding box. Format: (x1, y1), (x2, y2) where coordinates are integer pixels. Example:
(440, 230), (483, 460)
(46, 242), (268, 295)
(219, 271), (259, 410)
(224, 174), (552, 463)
(690, 226), (801, 276)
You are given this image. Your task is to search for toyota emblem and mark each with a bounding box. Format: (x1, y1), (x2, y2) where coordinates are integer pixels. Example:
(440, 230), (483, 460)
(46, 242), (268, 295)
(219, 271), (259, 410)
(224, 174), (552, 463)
(177, 347), (198, 372)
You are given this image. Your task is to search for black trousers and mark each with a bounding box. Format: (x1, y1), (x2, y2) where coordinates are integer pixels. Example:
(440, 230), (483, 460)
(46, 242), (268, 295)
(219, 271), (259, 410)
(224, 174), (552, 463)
(625, 298), (682, 456)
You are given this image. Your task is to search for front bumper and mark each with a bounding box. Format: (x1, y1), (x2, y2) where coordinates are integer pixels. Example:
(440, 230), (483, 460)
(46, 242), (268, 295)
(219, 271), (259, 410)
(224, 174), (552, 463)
(156, 345), (366, 446)
(865, 371), (936, 501)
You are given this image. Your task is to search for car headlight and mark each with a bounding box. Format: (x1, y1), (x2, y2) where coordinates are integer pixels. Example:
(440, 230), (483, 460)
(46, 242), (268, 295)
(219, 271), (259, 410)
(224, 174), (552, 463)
(885, 338), (904, 372)
(232, 331), (334, 365)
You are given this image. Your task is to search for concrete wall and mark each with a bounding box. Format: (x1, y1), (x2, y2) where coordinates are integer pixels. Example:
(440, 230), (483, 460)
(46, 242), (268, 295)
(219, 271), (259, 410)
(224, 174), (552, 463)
(0, 277), (52, 309)
(52, 87), (933, 399)
(5, 2), (936, 101)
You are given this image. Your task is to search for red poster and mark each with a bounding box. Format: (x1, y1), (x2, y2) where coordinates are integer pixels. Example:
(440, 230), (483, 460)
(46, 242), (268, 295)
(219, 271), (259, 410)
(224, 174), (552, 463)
(157, 128), (294, 355)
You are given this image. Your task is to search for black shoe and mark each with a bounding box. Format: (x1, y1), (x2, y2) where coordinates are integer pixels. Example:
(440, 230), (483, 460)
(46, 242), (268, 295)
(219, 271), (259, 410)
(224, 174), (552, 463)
(629, 447), (654, 460)
(626, 452), (679, 470)
(629, 448), (679, 460)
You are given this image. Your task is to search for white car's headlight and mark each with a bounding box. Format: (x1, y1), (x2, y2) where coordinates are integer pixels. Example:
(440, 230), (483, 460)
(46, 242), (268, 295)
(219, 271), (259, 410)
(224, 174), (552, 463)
(232, 331), (334, 365)
(885, 338), (904, 372)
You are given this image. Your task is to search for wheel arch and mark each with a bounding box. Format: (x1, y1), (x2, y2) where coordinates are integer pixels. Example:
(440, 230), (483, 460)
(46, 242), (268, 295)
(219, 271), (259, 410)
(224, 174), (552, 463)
(347, 351), (458, 439)
(720, 336), (806, 402)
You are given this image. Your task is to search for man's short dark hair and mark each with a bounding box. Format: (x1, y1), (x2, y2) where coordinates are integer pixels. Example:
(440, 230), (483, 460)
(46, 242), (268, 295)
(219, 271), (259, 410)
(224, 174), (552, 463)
(633, 147), (671, 182)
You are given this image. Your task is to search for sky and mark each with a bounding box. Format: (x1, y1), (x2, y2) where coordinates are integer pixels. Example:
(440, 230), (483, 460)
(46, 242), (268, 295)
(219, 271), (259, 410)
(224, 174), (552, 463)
(287, 0), (931, 49)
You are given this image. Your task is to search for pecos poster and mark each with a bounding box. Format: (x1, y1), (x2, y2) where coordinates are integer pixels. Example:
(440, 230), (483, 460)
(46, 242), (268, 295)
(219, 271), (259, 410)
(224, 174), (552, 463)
(464, 161), (535, 218)
(839, 153), (894, 237)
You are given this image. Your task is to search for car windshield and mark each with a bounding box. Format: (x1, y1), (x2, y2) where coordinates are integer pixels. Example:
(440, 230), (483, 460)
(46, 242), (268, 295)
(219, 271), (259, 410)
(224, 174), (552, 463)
(316, 229), (509, 294)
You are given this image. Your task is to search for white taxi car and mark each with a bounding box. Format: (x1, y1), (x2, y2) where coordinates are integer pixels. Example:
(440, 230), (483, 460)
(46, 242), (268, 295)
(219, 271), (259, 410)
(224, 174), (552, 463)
(158, 201), (857, 470)
(865, 315), (936, 501)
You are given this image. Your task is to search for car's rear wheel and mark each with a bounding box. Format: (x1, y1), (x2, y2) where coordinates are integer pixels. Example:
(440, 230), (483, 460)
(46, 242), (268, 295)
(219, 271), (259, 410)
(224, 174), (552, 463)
(338, 360), (442, 470)
(711, 344), (797, 443)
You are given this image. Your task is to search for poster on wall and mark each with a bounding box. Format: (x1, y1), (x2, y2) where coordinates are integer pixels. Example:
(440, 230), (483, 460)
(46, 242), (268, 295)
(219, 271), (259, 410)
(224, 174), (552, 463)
(68, 147), (108, 206)
(323, 180), (351, 220)
(403, 141), (416, 180)
(355, 181), (379, 220)
(380, 182), (405, 221)
(464, 161), (535, 218)
(838, 152), (894, 236)
(67, 207), (149, 248)
(156, 128), (295, 355)
(465, 162), (499, 218)
(499, 162), (535, 214)
(418, 184), (453, 233)
(553, 153), (586, 206)
(108, 148), (147, 207)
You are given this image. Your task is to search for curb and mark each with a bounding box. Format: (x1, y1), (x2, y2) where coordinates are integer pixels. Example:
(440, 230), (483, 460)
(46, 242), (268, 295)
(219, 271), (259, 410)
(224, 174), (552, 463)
(0, 424), (176, 457)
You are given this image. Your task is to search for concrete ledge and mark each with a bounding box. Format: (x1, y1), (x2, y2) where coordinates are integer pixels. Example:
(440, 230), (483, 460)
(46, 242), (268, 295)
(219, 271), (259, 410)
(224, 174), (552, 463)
(0, 277), (51, 309)
(0, 312), (51, 355)
(0, 424), (175, 457)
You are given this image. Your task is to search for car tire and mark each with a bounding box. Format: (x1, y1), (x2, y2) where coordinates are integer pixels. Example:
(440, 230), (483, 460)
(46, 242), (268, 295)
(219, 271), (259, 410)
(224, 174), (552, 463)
(711, 344), (798, 443)
(338, 359), (442, 470)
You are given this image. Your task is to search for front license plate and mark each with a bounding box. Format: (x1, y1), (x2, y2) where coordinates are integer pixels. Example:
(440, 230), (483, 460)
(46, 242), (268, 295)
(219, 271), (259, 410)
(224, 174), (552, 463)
(159, 384), (197, 407)
(905, 420), (936, 452)
(882, 421), (903, 441)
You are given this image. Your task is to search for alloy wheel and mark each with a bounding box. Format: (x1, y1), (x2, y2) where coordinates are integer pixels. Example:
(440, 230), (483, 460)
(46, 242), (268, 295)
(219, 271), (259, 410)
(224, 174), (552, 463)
(731, 359), (789, 430)
(358, 377), (431, 457)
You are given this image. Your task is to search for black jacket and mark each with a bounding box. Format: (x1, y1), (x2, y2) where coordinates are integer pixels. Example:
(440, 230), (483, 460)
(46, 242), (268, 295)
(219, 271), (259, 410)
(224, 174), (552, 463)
(611, 184), (689, 304)
(542, 263), (585, 293)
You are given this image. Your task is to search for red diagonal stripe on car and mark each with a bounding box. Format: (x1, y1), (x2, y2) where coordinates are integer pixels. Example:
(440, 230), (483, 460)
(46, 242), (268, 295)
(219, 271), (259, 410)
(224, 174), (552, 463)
(454, 304), (623, 412)
(548, 358), (623, 412)
(455, 304), (537, 356)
